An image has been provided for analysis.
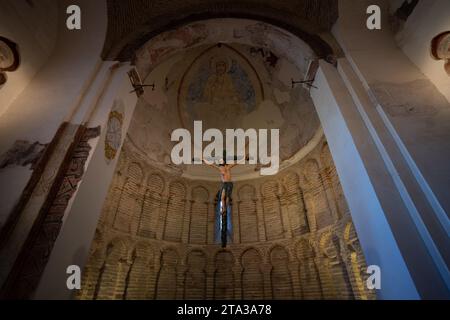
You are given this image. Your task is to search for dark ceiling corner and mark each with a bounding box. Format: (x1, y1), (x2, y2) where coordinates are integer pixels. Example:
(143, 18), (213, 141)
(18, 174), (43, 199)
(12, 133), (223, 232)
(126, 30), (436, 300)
(101, 0), (338, 62)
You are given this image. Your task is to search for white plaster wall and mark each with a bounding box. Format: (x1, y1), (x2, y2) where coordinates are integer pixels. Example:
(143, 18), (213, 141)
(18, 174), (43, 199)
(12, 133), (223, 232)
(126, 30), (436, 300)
(311, 61), (419, 299)
(395, 0), (450, 103)
(0, 0), (59, 116)
(0, 0), (107, 227)
(333, 0), (450, 219)
(334, 0), (425, 84)
(34, 64), (138, 300)
(333, 0), (450, 297)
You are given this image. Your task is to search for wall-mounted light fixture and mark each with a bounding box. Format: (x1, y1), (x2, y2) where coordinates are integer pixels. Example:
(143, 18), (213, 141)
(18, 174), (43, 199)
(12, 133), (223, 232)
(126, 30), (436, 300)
(127, 68), (155, 97)
(291, 79), (317, 89)
(291, 59), (319, 90)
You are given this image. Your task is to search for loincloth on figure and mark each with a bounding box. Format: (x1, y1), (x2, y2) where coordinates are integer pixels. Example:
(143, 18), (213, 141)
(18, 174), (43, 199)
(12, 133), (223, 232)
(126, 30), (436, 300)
(220, 181), (233, 200)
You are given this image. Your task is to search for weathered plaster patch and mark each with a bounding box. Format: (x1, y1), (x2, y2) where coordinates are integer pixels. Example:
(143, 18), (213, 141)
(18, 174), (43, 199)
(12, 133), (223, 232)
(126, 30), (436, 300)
(370, 79), (449, 117)
(273, 88), (291, 105)
(0, 140), (46, 170)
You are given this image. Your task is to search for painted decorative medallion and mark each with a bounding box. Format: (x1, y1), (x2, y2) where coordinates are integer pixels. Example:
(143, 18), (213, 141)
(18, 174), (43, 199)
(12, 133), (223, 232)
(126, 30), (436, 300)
(105, 100), (125, 162)
(0, 36), (20, 87)
(431, 31), (450, 75)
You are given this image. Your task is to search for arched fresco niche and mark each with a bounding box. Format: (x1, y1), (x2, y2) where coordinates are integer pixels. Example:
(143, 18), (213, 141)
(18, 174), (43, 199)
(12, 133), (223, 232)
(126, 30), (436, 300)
(189, 186), (209, 244)
(78, 248), (103, 300)
(213, 251), (235, 299)
(282, 172), (309, 236)
(114, 163), (144, 233)
(303, 159), (333, 230)
(77, 230), (105, 300)
(138, 173), (165, 238)
(163, 181), (186, 242)
(261, 181), (284, 240)
(94, 238), (129, 300)
(184, 250), (207, 299)
(296, 239), (323, 299)
(344, 222), (375, 300)
(238, 185), (259, 243)
(270, 245), (293, 299)
(320, 232), (354, 300)
(320, 142), (347, 219)
(241, 248), (264, 299)
(155, 248), (179, 299)
(123, 242), (155, 300)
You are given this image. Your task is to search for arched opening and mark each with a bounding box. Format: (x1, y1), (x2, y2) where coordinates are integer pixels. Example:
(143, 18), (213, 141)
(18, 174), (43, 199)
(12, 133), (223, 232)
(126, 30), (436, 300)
(77, 18), (373, 300)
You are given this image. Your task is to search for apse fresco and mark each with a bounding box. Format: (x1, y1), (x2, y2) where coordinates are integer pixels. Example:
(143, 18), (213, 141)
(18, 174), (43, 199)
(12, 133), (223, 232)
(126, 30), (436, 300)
(179, 44), (263, 131)
(126, 40), (321, 179)
(136, 23), (209, 76)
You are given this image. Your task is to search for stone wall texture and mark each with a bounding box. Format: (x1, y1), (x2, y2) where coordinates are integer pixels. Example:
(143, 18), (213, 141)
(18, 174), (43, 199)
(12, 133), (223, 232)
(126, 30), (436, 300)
(78, 138), (375, 300)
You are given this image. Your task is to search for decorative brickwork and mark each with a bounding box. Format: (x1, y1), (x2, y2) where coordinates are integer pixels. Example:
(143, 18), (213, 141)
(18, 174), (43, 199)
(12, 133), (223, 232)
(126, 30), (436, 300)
(78, 138), (375, 300)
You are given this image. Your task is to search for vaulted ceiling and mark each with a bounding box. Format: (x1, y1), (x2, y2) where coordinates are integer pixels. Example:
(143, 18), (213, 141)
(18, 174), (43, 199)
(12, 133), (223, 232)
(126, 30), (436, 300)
(102, 0), (338, 61)
(124, 18), (324, 180)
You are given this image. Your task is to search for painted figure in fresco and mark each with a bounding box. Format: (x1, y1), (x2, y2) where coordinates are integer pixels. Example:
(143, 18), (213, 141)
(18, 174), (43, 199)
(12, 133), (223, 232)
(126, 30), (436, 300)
(196, 58), (248, 129)
(203, 60), (240, 105)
